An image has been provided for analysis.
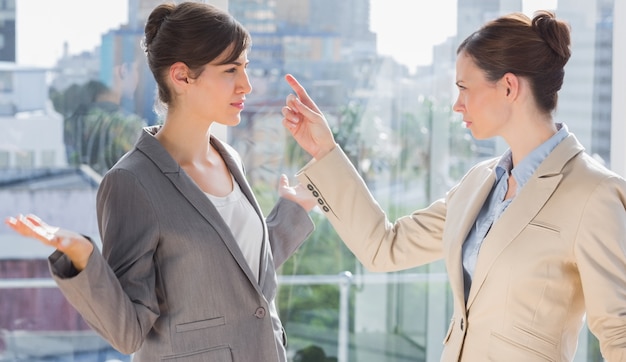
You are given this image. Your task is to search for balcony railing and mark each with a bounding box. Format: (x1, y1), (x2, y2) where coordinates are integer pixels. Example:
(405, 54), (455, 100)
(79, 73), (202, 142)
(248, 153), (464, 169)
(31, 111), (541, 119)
(0, 273), (599, 362)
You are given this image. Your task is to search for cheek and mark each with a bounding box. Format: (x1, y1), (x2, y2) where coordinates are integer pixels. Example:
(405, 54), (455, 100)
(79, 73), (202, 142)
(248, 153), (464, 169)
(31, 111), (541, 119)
(459, 95), (477, 116)
(467, 93), (493, 116)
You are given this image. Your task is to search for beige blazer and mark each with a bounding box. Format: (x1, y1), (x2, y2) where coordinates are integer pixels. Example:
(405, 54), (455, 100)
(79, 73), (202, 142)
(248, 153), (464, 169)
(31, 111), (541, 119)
(296, 134), (626, 361)
(49, 126), (314, 361)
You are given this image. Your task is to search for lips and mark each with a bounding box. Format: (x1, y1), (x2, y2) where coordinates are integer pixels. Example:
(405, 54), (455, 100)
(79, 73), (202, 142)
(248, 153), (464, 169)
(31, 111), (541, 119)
(231, 101), (245, 110)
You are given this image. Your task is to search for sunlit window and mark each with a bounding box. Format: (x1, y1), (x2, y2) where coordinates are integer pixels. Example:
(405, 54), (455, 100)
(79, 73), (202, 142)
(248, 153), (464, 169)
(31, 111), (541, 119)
(0, 0), (620, 361)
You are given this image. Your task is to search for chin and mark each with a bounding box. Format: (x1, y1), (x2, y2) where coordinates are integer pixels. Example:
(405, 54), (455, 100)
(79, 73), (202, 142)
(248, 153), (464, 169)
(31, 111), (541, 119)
(468, 129), (480, 139)
(220, 118), (242, 127)
(469, 129), (494, 141)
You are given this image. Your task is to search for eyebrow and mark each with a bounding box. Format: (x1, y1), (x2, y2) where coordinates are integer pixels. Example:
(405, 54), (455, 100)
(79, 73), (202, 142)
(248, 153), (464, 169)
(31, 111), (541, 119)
(229, 60), (249, 66)
(216, 58), (249, 67)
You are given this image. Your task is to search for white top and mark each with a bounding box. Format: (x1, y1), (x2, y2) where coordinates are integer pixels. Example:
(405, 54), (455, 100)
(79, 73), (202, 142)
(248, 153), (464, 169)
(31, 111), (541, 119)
(205, 176), (263, 282)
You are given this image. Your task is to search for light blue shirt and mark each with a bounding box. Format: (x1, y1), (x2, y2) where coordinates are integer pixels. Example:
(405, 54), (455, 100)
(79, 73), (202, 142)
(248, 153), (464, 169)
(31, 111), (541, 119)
(461, 123), (569, 303)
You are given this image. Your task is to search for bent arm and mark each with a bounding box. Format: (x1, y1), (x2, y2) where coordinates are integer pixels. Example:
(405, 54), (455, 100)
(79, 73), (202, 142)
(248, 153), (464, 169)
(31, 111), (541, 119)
(576, 176), (626, 361)
(266, 197), (314, 268)
(296, 146), (445, 272)
(50, 169), (160, 355)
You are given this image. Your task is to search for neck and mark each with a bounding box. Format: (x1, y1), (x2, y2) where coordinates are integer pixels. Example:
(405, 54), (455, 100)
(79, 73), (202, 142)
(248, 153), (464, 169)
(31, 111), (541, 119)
(504, 118), (557, 166)
(155, 117), (216, 166)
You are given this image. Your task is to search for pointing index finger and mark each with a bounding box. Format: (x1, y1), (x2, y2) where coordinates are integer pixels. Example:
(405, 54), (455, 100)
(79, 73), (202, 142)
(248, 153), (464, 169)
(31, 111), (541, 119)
(285, 74), (310, 102)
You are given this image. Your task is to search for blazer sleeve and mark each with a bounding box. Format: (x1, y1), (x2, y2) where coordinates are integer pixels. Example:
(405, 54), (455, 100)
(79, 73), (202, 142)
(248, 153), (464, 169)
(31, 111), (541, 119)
(574, 175), (626, 361)
(49, 168), (160, 355)
(266, 197), (314, 268)
(295, 146), (446, 272)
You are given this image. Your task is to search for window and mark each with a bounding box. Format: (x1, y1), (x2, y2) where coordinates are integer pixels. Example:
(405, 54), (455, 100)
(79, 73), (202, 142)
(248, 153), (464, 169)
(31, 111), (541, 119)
(0, 71), (12, 92)
(0, 1), (620, 361)
(0, 151), (8, 168)
(13, 150), (33, 168)
(40, 150), (56, 168)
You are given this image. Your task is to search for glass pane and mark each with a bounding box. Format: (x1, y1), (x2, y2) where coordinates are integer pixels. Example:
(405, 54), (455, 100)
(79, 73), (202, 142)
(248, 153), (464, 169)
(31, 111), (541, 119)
(1, 0), (617, 361)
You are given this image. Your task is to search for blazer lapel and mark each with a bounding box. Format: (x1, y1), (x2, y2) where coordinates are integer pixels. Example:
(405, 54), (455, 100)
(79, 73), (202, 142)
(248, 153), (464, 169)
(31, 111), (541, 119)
(446, 166), (496, 308)
(465, 134), (584, 309)
(210, 137), (272, 288)
(135, 127), (264, 292)
(465, 174), (562, 308)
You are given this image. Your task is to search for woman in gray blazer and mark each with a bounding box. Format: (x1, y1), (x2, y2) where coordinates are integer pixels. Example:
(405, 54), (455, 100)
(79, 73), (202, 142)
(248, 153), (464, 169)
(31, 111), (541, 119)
(6, 2), (316, 361)
(280, 11), (626, 362)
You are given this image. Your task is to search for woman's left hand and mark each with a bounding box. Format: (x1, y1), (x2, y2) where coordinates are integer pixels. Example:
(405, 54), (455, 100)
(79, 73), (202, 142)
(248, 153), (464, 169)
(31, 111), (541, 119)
(277, 174), (317, 212)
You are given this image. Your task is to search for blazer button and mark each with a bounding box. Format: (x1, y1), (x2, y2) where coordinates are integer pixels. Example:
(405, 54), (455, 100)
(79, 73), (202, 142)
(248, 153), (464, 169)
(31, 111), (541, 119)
(322, 206), (329, 212)
(307, 184), (314, 191)
(255, 307), (266, 319)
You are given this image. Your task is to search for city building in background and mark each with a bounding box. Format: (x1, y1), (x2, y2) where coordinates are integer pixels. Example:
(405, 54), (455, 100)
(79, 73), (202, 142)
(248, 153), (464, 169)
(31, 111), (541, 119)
(0, 1), (15, 62)
(0, 63), (65, 168)
(589, 0), (614, 166)
(557, 0), (615, 167)
(0, 0), (621, 361)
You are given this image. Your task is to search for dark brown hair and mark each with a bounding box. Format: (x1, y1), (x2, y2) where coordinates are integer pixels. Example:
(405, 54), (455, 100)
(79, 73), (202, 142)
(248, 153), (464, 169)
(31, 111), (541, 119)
(457, 11), (571, 114)
(142, 1), (251, 106)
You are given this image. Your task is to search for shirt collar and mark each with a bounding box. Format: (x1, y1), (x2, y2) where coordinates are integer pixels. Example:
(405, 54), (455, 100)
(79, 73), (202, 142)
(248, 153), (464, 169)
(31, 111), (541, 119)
(495, 123), (569, 189)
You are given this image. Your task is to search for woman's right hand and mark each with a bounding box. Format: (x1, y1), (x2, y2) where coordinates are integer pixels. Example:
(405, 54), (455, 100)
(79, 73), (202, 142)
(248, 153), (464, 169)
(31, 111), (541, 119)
(5, 214), (94, 271)
(282, 74), (336, 160)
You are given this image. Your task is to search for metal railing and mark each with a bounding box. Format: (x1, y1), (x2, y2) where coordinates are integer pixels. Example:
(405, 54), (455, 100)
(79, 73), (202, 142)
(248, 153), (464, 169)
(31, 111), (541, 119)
(277, 272), (448, 362)
(0, 273), (600, 362)
(0, 273), (448, 362)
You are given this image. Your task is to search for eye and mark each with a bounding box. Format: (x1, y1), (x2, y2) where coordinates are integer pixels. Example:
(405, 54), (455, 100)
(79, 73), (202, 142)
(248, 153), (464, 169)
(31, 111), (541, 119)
(225, 68), (237, 73)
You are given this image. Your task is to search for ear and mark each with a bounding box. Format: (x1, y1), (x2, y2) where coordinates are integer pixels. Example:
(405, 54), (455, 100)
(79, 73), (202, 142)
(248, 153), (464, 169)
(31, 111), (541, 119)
(169, 62), (191, 87)
(501, 72), (519, 100)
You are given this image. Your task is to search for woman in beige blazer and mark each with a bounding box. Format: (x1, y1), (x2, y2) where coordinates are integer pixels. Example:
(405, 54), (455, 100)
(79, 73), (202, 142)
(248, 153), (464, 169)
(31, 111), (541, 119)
(281, 11), (626, 362)
(6, 2), (316, 361)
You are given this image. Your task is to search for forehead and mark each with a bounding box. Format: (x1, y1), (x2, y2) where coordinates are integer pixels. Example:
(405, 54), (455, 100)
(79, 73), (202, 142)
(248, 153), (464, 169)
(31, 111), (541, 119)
(455, 51), (483, 82)
(212, 45), (248, 65)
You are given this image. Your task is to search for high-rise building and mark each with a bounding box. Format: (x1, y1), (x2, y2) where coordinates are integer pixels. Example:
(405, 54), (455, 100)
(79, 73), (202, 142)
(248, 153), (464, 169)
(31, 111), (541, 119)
(556, 2), (598, 159)
(556, 0), (614, 168)
(591, 0), (614, 166)
(0, 1), (15, 62)
(457, 0), (520, 41)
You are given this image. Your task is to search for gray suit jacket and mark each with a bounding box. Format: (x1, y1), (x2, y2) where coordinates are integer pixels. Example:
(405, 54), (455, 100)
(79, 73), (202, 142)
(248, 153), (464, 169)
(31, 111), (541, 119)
(49, 126), (314, 361)
(297, 133), (626, 361)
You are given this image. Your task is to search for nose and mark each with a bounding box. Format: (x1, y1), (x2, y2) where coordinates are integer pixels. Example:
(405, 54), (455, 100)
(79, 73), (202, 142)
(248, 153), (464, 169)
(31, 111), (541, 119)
(238, 70), (252, 94)
(452, 95), (463, 113)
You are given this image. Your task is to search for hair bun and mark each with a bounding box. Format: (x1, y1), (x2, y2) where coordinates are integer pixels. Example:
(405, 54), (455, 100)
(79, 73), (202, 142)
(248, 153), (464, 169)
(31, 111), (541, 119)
(143, 4), (175, 51)
(532, 10), (571, 63)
